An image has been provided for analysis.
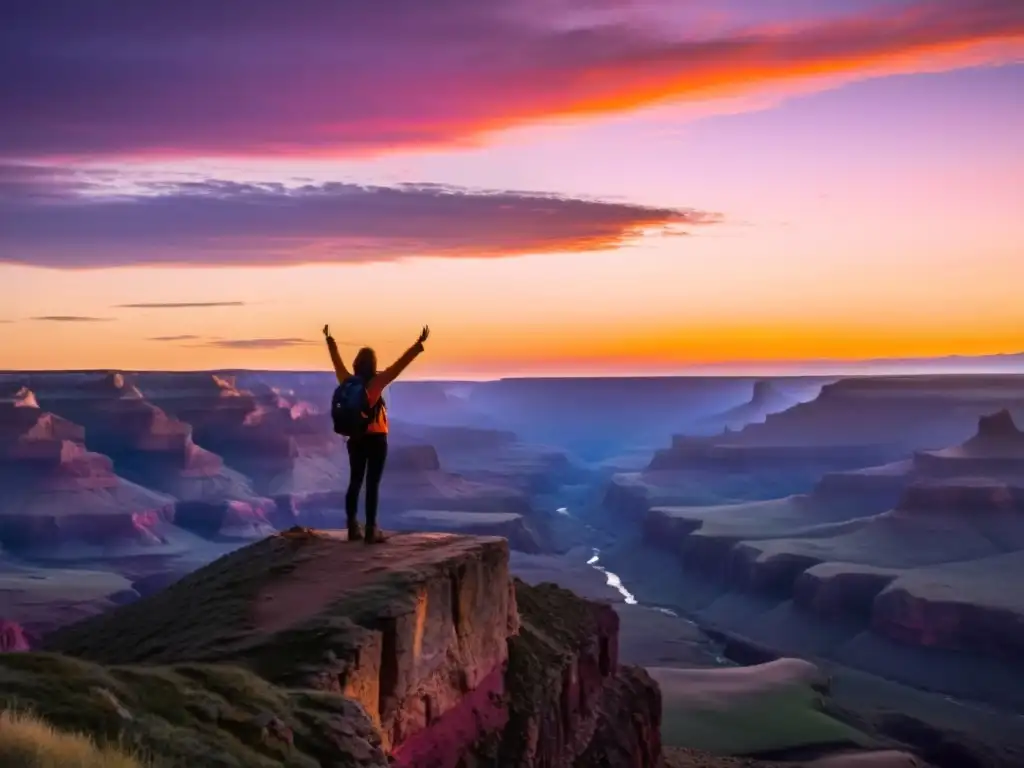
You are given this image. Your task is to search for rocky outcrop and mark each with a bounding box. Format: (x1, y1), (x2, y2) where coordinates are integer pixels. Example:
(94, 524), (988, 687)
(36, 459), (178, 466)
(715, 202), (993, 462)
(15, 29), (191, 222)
(45, 531), (515, 763)
(731, 376), (1024, 452)
(694, 380), (797, 434)
(139, 372), (335, 490)
(870, 550), (1024, 661)
(137, 371), (259, 430)
(0, 383), (39, 409)
(794, 562), (899, 620)
(39, 530), (660, 767)
(913, 410), (1024, 480)
(37, 373), (264, 506)
(498, 579), (660, 767)
(0, 394), (177, 555)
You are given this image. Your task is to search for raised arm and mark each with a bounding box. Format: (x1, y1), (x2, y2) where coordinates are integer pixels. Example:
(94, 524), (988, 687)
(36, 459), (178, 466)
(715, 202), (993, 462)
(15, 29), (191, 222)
(367, 326), (429, 401)
(323, 324), (350, 383)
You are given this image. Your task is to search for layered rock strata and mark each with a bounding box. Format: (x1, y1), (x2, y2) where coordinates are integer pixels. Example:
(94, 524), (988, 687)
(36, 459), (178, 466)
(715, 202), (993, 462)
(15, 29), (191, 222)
(41, 530), (660, 767)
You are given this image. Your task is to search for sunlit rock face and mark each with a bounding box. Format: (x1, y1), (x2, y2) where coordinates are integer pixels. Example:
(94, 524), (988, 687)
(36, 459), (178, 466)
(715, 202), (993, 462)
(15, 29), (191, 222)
(41, 530), (660, 767)
(0, 390), (176, 555)
(35, 373), (263, 504)
(137, 372), (335, 493)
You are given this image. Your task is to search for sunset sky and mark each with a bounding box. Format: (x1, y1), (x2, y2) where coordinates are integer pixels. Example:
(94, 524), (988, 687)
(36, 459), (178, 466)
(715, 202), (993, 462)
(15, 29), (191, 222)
(1, 0), (1022, 377)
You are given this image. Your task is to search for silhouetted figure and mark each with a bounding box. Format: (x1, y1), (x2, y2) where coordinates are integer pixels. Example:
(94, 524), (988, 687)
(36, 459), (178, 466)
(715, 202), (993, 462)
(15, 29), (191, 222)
(324, 324), (429, 544)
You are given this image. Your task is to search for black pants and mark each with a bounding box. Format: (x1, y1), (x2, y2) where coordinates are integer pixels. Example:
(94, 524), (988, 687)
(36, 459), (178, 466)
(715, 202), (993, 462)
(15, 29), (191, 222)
(346, 433), (388, 528)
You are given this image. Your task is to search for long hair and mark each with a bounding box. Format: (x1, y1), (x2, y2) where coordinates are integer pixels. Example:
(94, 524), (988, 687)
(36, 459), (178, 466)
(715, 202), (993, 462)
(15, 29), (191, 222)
(353, 347), (377, 380)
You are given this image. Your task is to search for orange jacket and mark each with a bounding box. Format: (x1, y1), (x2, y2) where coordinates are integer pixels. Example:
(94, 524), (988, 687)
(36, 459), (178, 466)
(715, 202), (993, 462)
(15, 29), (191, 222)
(326, 337), (424, 434)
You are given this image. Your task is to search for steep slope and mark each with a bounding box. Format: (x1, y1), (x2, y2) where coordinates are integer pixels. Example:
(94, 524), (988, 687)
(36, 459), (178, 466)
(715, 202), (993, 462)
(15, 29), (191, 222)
(37, 529), (661, 767)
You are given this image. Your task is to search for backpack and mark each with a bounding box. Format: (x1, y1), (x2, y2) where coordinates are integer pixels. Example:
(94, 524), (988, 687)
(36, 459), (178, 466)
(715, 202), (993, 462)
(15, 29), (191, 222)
(330, 376), (383, 437)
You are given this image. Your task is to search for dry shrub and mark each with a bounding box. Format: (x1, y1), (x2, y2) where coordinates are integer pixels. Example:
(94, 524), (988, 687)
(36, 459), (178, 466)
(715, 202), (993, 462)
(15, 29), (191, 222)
(0, 709), (146, 768)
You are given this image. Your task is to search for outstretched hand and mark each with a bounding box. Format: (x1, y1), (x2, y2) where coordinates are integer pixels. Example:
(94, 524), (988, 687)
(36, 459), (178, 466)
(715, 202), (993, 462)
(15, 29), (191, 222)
(417, 325), (430, 345)
(323, 324), (331, 339)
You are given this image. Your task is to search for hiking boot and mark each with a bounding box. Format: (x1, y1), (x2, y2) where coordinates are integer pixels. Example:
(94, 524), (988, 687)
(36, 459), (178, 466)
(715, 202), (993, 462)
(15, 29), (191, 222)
(346, 519), (364, 541)
(364, 525), (388, 545)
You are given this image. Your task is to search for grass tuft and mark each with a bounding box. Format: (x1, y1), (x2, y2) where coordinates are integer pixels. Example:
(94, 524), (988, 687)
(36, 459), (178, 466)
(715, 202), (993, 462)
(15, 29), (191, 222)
(0, 708), (147, 768)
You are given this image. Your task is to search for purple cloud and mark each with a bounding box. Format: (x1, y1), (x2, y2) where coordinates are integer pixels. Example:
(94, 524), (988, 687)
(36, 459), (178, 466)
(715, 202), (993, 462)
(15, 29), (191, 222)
(1, 0), (1020, 160)
(149, 335), (203, 342)
(31, 316), (114, 322)
(0, 166), (716, 268)
(197, 338), (316, 350)
(120, 302), (246, 308)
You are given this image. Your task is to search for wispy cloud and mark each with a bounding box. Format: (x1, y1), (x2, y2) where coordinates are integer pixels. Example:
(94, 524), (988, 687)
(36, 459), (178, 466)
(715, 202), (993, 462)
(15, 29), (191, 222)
(31, 315), (114, 322)
(1, 0), (1020, 160)
(119, 302), (246, 309)
(149, 334), (203, 342)
(0, 169), (717, 268)
(198, 338), (316, 350)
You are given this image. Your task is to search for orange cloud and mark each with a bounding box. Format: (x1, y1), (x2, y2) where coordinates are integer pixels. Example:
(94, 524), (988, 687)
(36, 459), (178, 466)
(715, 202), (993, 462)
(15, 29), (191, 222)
(1, 0), (1020, 160)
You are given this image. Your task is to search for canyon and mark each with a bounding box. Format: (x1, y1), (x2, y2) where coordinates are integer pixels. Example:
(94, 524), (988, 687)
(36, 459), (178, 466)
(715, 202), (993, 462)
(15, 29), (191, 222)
(3, 370), (1024, 766)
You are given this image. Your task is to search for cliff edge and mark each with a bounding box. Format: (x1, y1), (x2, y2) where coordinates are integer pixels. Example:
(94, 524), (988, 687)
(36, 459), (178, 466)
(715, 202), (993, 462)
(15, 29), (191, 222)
(1, 529), (660, 767)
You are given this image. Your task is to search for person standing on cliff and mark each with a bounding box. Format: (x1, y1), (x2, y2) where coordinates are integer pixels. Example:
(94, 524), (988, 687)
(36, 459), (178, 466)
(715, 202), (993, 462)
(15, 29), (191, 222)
(323, 324), (430, 544)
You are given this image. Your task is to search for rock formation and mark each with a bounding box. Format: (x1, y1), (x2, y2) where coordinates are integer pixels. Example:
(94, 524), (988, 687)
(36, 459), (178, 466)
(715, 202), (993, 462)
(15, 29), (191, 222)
(35, 529), (660, 767)
(0, 383), (39, 409)
(0, 389), (177, 555)
(871, 550), (1024, 661)
(913, 409), (1024, 480)
(693, 379), (798, 434)
(37, 373), (265, 508)
(139, 372), (337, 494)
(726, 376), (1024, 452)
